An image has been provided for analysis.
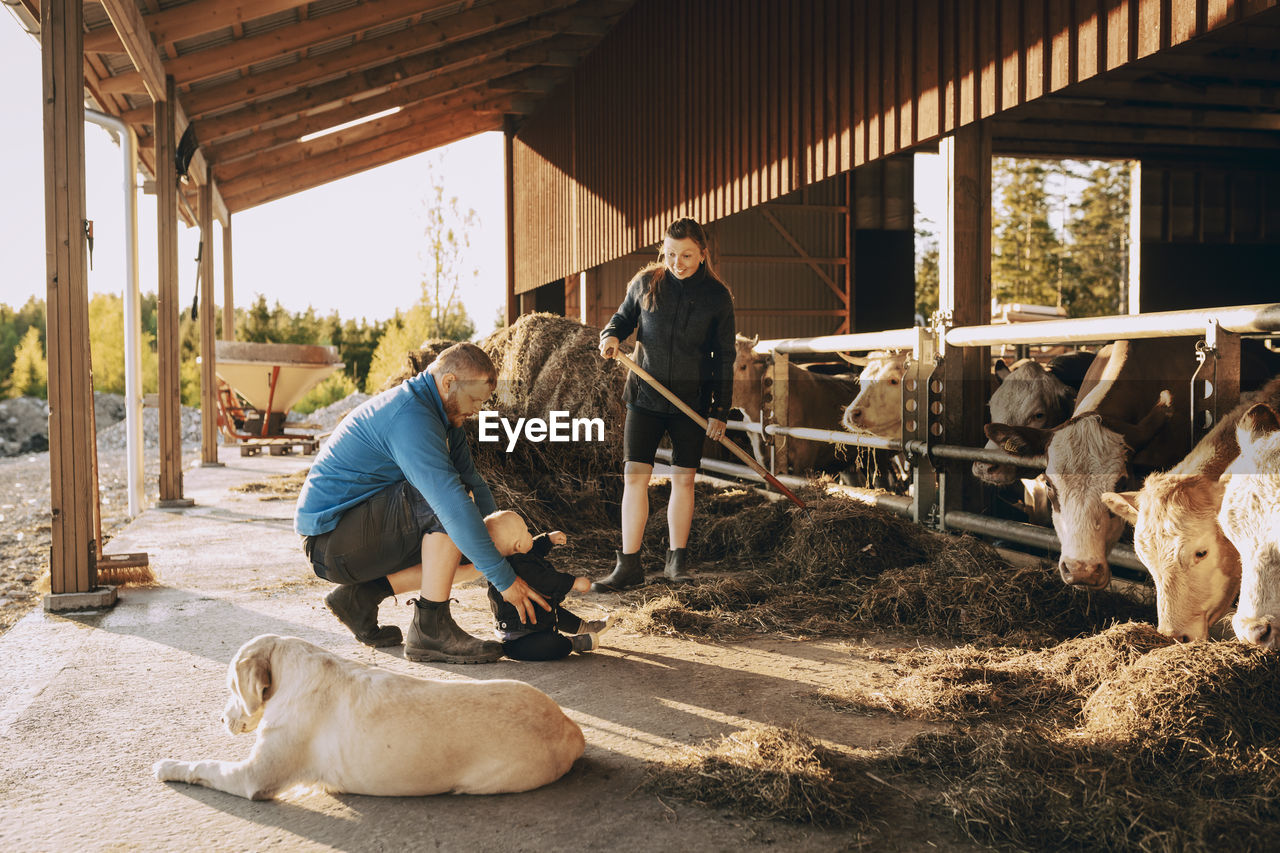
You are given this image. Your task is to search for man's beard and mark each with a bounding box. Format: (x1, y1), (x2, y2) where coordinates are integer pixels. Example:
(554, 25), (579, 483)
(442, 390), (467, 426)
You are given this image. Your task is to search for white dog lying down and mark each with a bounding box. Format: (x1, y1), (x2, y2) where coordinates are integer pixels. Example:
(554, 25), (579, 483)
(154, 634), (584, 800)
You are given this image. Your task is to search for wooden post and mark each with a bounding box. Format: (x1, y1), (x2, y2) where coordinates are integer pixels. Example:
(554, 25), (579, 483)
(155, 75), (191, 507)
(843, 169), (855, 334)
(42, 0), (108, 604)
(937, 122), (991, 528)
(221, 218), (235, 341)
(504, 115), (517, 326)
(198, 171), (222, 466)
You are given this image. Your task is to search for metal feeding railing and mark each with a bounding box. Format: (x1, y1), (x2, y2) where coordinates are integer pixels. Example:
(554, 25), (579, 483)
(683, 302), (1280, 578)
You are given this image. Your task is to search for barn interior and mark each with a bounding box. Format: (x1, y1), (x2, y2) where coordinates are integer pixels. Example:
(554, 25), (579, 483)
(9, 1), (1280, 849)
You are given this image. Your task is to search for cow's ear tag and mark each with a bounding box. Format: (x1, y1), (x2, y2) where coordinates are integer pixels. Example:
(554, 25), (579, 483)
(1003, 438), (1022, 453)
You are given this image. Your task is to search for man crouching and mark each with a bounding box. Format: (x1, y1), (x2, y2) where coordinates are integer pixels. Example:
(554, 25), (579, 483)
(295, 342), (549, 663)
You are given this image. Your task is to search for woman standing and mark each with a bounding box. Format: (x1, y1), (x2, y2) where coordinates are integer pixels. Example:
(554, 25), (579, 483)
(595, 217), (736, 591)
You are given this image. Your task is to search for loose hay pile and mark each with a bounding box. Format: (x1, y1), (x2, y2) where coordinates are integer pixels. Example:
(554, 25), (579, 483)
(804, 626), (1280, 851)
(647, 724), (879, 829)
(626, 484), (1147, 644)
(231, 468), (309, 500)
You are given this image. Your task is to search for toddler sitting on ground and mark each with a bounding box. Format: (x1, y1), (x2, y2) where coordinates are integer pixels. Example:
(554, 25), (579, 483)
(483, 510), (615, 661)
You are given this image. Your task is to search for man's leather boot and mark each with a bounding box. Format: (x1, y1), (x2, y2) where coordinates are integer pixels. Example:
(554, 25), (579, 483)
(663, 547), (693, 582)
(591, 550), (644, 593)
(405, 598), (502, 664)
(325, 578), (402, 647)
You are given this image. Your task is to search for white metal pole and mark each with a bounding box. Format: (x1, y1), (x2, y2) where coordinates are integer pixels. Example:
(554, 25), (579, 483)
(85, 109), (144, 518)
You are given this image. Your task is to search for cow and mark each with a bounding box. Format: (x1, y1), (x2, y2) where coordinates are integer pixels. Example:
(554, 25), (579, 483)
(1219, 402), (1280, 648)
(1100, 376), (1280, 642)
(986, 338), (1198, 590)
(840, 351), (910, 437)
(973, 351), (1097, 485)
(731, 335), (860, 475)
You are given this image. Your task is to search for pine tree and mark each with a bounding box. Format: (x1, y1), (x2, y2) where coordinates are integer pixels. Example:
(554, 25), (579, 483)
(1065, 161), (1129, 317)
(991, 159), (1066, 308)
(8, 326), (47, 398)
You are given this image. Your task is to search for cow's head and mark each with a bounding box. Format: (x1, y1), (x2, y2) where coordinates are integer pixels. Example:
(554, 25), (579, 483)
(732, 334), (764, 418)
(841, 351), (908, 438)
(1220, 403), (1280, 649)
(1102, 473), (1240, 642)
(974, 359), (1077, 485)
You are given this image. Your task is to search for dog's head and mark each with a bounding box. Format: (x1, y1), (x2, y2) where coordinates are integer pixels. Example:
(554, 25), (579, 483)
(222, 634), (279, 735)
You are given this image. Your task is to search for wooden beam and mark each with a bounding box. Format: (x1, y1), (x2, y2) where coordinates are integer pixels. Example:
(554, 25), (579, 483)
(221, 114), (502, 212)
(98, 0), (167, 102)
(155, 76), (186, 505)
(85, 0), (313, 53)
(991, 118), (1280, 150)
(939, 121), (992, 522)
(1014, 100), (1280, 132)
(1131, 53), (1280, 83)
(214, 96), (508, 185)
(198, 172), (219, 465)
(505, 115), (517, 326)
(42, 0), (97, 594)
(222, 219), (235, 341)
(1066, 78), (1280, 110)
(164, 0), (480, 86)
(205, 70), (540, 165)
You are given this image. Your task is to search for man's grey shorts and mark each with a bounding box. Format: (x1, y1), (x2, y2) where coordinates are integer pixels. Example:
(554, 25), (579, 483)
(303, 481), (446, 585)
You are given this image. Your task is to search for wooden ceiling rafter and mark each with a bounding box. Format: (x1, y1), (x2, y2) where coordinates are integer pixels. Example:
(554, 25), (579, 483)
(212, 91), (514, 185)
(205, 68), (548, 166)
(115, 1), (586, 128)
(194, 40), (569, 146)
(220, 113), (502, 212)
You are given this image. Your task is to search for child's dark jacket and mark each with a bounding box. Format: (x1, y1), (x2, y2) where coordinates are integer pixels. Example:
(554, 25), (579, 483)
(486, 534), (579, 638)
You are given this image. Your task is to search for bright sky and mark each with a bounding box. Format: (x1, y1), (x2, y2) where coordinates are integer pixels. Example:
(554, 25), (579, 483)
(0, 16), (508, 336)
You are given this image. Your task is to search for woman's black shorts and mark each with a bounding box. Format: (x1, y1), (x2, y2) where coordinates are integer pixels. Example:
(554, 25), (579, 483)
(303, 481), (446, 585)
(623, 405), (706, 469)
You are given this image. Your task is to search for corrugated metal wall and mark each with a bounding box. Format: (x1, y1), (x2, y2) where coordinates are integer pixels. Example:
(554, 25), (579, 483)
(514, 0), (1277, 293)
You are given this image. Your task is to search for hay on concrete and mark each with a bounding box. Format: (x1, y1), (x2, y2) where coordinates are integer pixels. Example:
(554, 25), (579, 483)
(230, 468), (309, 500)
(625, 488), (1147, 644)
(647, 724), (879, 828)
(820, 622), (1172, 721)
(879, 638), (1280, 852)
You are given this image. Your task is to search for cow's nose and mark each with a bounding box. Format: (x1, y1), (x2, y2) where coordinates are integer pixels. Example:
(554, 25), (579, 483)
(1240, 618), (1275, 647)
(1059, 559), (1110, 589)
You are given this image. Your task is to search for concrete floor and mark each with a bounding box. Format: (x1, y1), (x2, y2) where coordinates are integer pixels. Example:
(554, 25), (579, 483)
(0, 446), (963, 853)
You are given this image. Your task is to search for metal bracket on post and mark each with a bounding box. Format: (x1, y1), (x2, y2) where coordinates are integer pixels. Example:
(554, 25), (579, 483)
(768, 351), (791, 475)
(1191, 318), (1241, 445)
(903, 324), (939, 528)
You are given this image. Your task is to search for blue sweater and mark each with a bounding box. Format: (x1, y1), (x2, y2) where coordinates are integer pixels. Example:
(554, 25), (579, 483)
(294, 371), (516, 591)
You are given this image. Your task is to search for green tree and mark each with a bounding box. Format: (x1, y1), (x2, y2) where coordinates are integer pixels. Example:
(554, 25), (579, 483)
(8, 326), (47, 398)
(1064, 161), (1129, 317)
(914, 211), (940, 321)
(419, 155), (480, 343)
(992, 158), (1068, 308)
(293, 371), (358, 414)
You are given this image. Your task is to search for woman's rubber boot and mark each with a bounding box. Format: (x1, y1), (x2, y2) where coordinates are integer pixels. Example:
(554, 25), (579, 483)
(591, 550), (645, 593)
(404, 598), (502, 664)
(664, 547), (693, 583)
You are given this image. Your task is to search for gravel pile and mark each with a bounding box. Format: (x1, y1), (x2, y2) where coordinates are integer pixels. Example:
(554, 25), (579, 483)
(288, 392), (370, 433)
(97, 404), (203, 451)
(0, 393), (131, 458)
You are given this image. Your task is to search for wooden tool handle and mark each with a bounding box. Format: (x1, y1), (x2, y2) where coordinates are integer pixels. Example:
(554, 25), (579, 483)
(613, 351), (807, 510)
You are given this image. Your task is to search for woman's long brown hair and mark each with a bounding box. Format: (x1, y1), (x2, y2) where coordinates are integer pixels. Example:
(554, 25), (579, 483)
(639, 217), (726, 311)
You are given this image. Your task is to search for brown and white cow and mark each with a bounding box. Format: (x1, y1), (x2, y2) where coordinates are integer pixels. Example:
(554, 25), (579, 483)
(973, 351), (1097, 485)
(986, 338), (1198, 589)
(1219, 403), (1280, 648)
(1101, 377), (1280, 642)
(840, 351), (910, 438)
(731, 335), (860, 474)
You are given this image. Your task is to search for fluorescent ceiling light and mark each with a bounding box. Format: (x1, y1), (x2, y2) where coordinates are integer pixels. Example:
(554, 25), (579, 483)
(299, 106), (402, 143)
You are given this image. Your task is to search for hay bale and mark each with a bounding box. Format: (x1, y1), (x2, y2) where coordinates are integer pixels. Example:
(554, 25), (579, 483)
(647, 725), (878, 828)
(375, 339), (460, 393)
